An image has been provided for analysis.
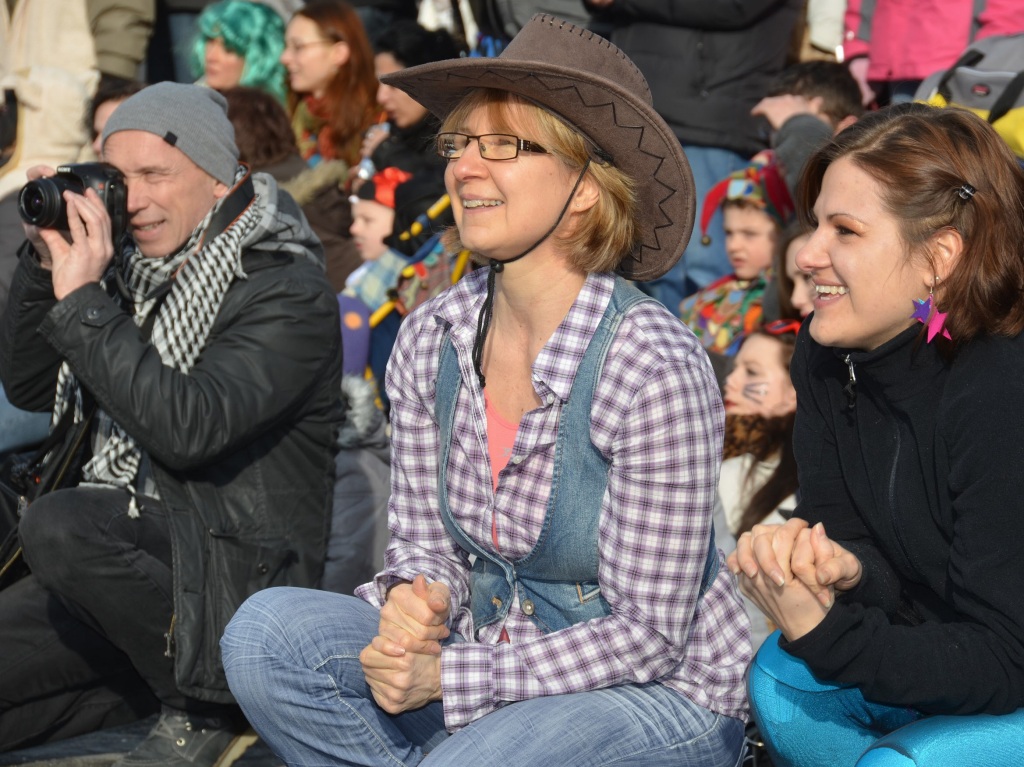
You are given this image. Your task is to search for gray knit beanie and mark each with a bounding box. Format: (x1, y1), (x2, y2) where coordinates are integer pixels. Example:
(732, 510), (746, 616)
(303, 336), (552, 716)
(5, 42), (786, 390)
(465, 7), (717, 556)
(101, 83), (239, 186)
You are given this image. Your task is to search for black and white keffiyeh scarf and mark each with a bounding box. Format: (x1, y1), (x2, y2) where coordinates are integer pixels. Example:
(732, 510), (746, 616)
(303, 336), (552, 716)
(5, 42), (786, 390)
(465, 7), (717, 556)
(49, 166), (264, 517)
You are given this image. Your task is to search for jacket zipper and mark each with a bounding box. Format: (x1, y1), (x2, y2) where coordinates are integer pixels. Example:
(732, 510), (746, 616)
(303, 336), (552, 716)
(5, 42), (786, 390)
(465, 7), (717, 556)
(164, 613), (176, 658)
(843, 354), (857, 409)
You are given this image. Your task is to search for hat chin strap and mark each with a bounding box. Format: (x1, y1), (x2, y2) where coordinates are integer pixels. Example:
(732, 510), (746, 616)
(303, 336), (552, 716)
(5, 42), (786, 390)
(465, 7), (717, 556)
(472, 160), (591, 389)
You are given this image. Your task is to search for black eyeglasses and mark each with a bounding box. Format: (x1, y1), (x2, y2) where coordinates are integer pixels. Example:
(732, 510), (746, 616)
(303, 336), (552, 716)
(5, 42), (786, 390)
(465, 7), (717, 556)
(435, 132), (548, 161)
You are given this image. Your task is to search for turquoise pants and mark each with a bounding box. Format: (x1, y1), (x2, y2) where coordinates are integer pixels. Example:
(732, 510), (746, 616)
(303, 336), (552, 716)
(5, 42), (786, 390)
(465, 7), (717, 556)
(749, 631), (1024, 766)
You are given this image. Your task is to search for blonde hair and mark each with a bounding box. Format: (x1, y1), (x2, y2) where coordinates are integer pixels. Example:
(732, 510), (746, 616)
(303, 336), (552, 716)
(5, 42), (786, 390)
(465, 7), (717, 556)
(439, 89), (638, 273)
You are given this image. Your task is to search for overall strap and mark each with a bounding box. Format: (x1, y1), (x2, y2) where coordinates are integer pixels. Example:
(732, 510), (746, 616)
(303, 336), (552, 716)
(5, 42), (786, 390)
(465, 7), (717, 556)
(433, 277), (719, 634)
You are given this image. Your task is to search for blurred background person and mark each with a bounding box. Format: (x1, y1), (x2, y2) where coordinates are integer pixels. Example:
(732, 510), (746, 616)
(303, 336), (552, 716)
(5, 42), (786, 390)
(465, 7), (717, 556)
(189, 0), (288, 102)
(365, 20), (461, 178)
(222, 84), (307, 181)
(842, 0), (1024, 108)
(752, 60), (864, 196)
(680, 152), (794, 359)
(282, 0), (379, 168)
(777, 221), (814, 320)
(88, 78), (146, 157)
(717, 322), (799, 650)
(349, 0), (419, 47)
(585, 0), (802, 317)
(222, 83), (359, 289)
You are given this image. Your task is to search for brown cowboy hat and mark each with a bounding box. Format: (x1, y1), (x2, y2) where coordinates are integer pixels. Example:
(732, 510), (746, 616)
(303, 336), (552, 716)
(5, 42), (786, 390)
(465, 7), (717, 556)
(379, 13), (695, 281)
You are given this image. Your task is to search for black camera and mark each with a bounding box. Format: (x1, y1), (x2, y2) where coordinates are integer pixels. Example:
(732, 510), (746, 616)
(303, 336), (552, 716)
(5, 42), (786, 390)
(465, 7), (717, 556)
(18, 163), (128, 244)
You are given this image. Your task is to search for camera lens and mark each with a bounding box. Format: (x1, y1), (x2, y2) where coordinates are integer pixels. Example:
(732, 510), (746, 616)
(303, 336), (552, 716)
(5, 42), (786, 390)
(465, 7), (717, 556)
(18, 178), (66, 228)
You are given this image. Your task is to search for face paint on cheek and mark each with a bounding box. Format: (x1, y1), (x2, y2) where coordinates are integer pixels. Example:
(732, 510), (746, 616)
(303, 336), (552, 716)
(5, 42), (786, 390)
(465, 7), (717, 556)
(741, 382), (770, 404)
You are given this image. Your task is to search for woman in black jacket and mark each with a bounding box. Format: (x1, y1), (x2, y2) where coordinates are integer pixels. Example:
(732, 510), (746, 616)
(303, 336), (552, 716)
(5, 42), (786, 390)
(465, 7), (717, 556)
(731, 104), (1024, 766)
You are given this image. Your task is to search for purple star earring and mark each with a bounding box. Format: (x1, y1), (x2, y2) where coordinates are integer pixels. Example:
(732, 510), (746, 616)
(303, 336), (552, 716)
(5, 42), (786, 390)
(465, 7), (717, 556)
(911, 283), (951, 342)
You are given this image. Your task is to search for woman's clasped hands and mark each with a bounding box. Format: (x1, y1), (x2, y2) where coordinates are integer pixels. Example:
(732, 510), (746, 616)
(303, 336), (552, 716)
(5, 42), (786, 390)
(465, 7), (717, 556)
(360, 574), (451, 714)
(727, 519), (863, 641)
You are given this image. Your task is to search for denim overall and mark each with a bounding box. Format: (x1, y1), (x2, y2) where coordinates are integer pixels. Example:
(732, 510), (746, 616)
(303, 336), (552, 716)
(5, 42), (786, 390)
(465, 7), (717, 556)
(435, 277), (718, 636)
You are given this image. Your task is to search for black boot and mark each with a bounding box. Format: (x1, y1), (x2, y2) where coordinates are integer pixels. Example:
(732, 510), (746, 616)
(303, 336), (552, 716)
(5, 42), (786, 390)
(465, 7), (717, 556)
(111, 706), (257, 767)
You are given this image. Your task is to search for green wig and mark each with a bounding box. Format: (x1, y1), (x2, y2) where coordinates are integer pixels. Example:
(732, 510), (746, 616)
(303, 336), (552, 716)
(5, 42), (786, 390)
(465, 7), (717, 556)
(191, 1), (287, 103)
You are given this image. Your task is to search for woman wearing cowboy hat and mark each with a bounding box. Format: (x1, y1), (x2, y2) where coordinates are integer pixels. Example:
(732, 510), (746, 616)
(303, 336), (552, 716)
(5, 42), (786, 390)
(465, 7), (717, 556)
(221, 15), (751, 766)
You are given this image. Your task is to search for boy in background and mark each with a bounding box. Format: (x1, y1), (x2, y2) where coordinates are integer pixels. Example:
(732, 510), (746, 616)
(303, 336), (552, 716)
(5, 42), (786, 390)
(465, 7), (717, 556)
(680, 153), (794, 358)
(752, 61), (864, 195)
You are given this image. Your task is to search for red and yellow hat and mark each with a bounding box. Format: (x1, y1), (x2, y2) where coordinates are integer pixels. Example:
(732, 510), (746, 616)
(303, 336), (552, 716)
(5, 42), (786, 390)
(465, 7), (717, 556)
(700, 150), (795, 245)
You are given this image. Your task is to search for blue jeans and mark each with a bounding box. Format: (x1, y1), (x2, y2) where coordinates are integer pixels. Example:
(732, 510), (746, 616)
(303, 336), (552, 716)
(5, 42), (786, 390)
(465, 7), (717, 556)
(637, 144), (747, 316)
(221, 587), (745, 767)
(0, 384), (49, 454)
(750, 631), (1024, 766)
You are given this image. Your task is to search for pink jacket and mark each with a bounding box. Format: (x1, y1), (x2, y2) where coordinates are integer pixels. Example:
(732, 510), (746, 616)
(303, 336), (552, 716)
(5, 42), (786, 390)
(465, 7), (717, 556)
(844, 0), (1024, 82)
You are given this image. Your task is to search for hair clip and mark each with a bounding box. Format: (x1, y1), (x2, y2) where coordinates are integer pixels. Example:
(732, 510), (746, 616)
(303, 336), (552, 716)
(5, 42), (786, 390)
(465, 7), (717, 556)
(957, 183), (976, 201)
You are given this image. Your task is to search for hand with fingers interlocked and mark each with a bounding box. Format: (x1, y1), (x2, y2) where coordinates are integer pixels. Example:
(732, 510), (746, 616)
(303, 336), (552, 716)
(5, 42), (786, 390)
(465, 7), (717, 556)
(728, 518), (863, 641)
(359, 574), (451, 714)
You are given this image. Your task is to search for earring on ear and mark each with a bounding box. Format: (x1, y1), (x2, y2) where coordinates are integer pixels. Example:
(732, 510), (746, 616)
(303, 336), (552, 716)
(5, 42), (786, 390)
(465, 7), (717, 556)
(910, 277), (951, 342)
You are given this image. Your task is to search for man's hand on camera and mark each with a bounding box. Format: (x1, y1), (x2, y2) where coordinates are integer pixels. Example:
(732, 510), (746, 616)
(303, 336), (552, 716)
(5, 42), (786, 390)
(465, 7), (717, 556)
(22, 165), (56, 268)
(38, 188), (115, 301)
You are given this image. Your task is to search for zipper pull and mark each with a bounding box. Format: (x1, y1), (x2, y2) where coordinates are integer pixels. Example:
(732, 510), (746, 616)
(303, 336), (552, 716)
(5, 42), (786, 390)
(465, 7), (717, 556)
(843, 354), (857, 409)
(164, 614), (176, 658)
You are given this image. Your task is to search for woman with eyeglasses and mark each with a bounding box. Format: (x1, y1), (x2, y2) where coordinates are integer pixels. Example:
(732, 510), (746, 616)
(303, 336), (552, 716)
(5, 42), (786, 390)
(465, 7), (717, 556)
(280, 0), (378, 167)
(730, 103), (1024, 766)
(222, 15), (751, 767)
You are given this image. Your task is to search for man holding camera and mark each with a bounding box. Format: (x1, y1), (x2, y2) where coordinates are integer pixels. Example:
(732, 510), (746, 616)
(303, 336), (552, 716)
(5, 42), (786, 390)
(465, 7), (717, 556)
(0, 83), (341, 766)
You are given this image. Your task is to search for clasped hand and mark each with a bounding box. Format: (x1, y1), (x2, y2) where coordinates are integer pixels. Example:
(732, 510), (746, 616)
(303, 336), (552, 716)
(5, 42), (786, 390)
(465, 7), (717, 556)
(727, 519), (863, 641)
(24, 166), (116, 301)
(360, 574), (451, 714)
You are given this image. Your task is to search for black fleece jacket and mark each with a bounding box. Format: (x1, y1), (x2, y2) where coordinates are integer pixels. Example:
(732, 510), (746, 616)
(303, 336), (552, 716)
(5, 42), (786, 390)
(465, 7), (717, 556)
(784, 322), (1024, 716)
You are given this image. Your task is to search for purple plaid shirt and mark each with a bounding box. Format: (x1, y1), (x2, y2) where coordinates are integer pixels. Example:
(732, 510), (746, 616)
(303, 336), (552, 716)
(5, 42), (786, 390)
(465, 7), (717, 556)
(356, 270), (751, 731)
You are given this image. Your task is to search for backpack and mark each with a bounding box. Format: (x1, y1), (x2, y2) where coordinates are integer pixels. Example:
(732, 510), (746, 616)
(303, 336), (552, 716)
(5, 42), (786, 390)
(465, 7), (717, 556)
(915, 33), (1024, 159)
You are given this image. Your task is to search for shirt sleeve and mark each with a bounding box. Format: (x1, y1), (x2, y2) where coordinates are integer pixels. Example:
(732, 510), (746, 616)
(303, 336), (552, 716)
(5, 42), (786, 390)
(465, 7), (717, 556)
(439, 315), (726, 729)
(355, 311), (474, 630)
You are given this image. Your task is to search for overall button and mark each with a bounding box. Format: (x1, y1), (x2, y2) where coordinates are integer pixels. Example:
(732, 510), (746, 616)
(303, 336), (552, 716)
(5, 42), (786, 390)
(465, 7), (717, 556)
(521, 599), (535, 616)
(491, 596), (503, 608)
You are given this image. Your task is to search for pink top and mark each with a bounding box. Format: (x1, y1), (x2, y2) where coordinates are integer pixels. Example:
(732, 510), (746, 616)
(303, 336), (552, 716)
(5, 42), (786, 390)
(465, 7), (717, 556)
(485, 393), (518, 491)
(485, 393), (519, 644)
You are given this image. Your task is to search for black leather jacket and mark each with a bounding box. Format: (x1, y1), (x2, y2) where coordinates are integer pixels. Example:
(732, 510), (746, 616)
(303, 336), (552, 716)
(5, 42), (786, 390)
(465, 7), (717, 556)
(0, 185), (342, 702)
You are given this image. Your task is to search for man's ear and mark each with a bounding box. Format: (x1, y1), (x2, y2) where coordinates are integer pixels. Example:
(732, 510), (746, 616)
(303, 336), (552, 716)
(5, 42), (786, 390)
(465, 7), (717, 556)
(212, 178), (230, 200)
(834, 115), (858, 134)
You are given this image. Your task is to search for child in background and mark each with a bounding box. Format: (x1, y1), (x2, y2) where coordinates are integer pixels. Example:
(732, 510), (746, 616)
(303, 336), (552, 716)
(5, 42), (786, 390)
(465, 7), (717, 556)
(345, 166), (413, 311)
(751, 60), (864, 195)
(776, 221), (815, 319)
(680, 152), (794, 356)
(717, 320), (800, 648)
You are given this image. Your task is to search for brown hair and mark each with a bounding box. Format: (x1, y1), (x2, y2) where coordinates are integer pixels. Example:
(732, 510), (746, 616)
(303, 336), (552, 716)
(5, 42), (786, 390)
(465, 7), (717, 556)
(773, 220), (810, 320)
(222, 86), (299, 168)
(798, 103), (1024, 346)
(736, 328), (798, 535)
(438, 89), (638, 273)
(288, 0), (378, 165)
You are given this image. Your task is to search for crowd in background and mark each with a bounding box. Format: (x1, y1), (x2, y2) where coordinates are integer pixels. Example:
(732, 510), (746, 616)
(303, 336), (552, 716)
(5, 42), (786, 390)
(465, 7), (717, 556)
(2, 0), (1024, 764)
